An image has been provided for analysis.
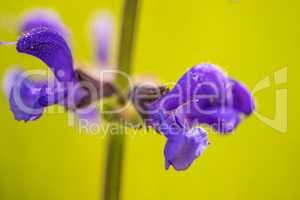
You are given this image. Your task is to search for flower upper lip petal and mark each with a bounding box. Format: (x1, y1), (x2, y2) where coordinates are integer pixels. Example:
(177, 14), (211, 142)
(16, 27), (75, 84)
(20, 9), (69, 40)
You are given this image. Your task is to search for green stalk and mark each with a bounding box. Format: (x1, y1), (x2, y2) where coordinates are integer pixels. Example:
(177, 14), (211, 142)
(102, 124), (125, 200)
(116, 0), (140, 89)
(102, 1), (140, 200)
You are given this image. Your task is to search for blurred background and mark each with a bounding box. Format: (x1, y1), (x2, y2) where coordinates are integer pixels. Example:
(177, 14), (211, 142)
(0, 0), (299, 199)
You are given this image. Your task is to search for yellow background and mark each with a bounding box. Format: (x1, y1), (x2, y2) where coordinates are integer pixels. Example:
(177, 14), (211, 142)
(0, 0), (299, 199)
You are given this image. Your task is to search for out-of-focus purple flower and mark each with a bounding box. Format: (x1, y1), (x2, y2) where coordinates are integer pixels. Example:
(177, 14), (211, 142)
(90, 12), (114, 66)
(146, 64), (254, 170)
(20, 9), (69, 39)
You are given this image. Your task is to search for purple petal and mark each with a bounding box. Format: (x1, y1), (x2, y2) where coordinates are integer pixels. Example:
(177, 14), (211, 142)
(152, 111), (209, 170)
(151, 110), (183, 136)
(164, 127), (208, 171)
(9, 75), (46, 121)
(230, 79), (255, 115)
(16, 27), (75, 84)
(9, 73), (66, 122)
(175, 100), (241, 133)
(150, 64), (230, 112)
(90, 12), (114, 66)
(20, 9), (69, 39)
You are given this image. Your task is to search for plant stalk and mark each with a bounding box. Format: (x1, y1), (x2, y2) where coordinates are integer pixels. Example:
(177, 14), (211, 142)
(102, 0), (140, 200)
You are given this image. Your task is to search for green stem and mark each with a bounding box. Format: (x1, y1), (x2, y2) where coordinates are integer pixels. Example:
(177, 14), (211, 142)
(116, 0), (140, 89)
(102, 125), (125, 200)
(102, 0), (140, 200)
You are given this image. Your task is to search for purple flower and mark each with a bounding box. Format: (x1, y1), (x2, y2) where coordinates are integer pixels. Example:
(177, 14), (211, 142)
(3, 9), (116, 124)
(9, 27), (86, 121)
(4, 10), (107, 123)
(146, 64), (255, 170)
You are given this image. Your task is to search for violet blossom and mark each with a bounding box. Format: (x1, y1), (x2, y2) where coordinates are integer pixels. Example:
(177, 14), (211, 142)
(3, 9), (114, 123)
(144, 64), (255, 170)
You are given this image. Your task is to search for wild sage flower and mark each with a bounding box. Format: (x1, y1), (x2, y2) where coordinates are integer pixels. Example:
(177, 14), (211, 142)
(143, 64), (255, 170)
(3, 9), (115, 123)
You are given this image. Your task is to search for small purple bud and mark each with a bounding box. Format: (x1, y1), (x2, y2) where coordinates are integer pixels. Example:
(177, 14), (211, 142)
(90, 12), (114, 66)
